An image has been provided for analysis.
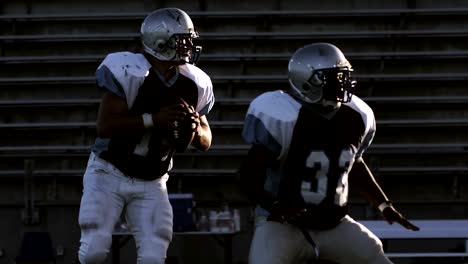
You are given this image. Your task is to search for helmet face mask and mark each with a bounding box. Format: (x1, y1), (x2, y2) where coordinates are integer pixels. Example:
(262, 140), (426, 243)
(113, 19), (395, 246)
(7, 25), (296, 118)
(306, 67), (356, 103)
(141, 8), (202, 65)
(175, 34), (201, 64)
(288, 43), (356, 106)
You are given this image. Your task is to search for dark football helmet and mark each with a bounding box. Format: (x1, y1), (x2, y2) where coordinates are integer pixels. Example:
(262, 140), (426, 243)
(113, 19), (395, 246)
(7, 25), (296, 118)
(140, 8), (202, 64)
(288, 43), (356, 106)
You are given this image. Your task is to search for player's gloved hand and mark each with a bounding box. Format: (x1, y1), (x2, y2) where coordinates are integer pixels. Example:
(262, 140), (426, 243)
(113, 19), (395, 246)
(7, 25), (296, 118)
(152, 103), (191, 130)
(168, 97), (199, 152)
(179, 98), (200, 132)
(382, 204), (420, 231)
(267, 201), (307, 225)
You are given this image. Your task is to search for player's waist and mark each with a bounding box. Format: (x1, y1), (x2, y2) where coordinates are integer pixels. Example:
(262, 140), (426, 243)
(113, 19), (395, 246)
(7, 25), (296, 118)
(303, 203), (348, 230)
(96, 151), (171, 181)
(256, 203), (348, 230)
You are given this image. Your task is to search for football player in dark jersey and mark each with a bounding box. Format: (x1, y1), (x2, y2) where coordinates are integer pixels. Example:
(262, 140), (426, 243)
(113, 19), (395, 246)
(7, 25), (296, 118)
(77, 8), (214, 264)
(239, 43), (418, 264)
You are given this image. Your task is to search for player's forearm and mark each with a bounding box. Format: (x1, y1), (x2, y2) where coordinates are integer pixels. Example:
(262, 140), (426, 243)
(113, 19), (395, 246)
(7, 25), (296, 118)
(97, 113), (147, 139)
(192, 123), (212, 151)
(239, 162), (276, 211)
(97, 92), (150, 139)
(190, 115), (212, 151)
(239, 146), (277, 212)
(350, 159), (390, 207)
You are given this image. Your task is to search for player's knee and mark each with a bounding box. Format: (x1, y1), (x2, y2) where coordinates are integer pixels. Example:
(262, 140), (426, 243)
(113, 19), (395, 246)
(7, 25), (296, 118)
(79, 247), (108, 264)
(137, 242), (168, 264)
(137, 238), (171, 264)
(368, 255), (393, 264)
(79, 232), (112, 264)
(138, 254), (166, 264)
(364, 243), (392, 264)
(79, 251), (107, 264)
(367, 251), (393, 264)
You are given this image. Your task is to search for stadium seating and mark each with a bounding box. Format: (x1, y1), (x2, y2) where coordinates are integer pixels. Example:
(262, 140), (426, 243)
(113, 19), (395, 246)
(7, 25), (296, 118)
(2, 2), (468, 263)
(361, 219), (468, 258)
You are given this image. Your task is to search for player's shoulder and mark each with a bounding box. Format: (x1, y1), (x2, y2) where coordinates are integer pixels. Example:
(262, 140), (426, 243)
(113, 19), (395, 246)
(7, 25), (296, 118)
(343, 95), (376, 133)
(179, 63), (212, 89)
(248, 90), (301, 121)
(101, 51), (147, 66)
(344, 95), (374, 118)
(99, 51), (151, 76)
(250, 90), (299, 109)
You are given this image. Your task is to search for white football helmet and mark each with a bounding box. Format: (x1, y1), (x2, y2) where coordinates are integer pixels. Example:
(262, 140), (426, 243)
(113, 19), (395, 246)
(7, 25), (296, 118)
(288, 43), (356, 106)
(140, 8), (201, 64)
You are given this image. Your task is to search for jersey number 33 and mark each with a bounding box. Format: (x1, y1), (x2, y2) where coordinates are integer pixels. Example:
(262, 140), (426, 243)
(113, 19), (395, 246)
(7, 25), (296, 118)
(301, 149), (355, 206)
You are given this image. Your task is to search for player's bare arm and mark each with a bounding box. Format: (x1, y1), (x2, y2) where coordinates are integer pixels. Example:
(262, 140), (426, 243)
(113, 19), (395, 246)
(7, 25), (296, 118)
(97, 92), (146, 138)
(350, 158), (420, 231)
(240, 144), (309, 225)
(179, 98), (212, 151)
(191, 115), (212, 151)
(239, 144), (277, 211)
(349, 158), (389, 206)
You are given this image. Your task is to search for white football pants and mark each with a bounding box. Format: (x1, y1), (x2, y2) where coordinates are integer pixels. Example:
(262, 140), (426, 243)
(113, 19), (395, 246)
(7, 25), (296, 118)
(249, 215), (393, 264)
(78, 153), (173, 264)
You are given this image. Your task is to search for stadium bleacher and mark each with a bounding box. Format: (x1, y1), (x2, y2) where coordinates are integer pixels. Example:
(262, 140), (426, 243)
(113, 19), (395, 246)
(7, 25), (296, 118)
(1, 0), (468, 263)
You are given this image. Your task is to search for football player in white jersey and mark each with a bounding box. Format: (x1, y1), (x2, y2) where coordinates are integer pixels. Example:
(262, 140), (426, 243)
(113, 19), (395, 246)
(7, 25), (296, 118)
(77, 8), (214, 264)
(239, 43), (419, 264)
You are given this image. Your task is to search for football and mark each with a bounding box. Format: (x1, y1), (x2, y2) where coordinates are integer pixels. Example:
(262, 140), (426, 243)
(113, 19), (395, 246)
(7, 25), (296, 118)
(172, 113), (197, 152)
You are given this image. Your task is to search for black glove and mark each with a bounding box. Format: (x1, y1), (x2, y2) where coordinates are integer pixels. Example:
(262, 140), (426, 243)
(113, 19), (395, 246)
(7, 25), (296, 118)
(381, 203), (420, 231)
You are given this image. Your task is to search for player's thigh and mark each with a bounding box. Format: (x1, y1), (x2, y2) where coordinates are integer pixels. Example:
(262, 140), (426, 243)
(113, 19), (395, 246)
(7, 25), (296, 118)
(249, 217), (312, 264)
(318, 216), (390, 264)
(125, 176), (173, 255)
(78, 166), (125, 264)
(78, 165), (124, 230)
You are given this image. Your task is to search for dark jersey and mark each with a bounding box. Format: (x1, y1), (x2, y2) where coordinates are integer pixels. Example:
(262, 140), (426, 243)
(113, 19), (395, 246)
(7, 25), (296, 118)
(242, 90), (375, 229)
(92, 52), (214, 180)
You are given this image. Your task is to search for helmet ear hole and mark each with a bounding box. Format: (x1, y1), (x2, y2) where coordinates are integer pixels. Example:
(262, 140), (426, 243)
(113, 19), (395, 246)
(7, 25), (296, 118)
(302, 82), (313, 91)
(310, 72), (324, 86)
(155, 40), (166, 51)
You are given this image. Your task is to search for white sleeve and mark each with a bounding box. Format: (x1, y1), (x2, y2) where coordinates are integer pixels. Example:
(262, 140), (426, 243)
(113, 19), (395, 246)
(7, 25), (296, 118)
(242, 91), (301, 160)
(345, 96), (376, 159)
(95, 52), (151, 109)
